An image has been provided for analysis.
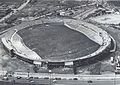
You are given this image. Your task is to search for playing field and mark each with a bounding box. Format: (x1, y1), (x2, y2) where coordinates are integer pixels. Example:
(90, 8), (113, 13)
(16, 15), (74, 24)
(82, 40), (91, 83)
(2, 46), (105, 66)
(18, 22), (100, 61)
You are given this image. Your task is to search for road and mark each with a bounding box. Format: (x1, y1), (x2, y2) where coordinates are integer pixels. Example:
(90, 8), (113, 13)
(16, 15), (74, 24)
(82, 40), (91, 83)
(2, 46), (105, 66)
(74, 8), (95, 19)
(53, 80), (118, 85)
(1, 71), (120, 85)
(0, 0), (30, 22)
(0, 70), (118, 85)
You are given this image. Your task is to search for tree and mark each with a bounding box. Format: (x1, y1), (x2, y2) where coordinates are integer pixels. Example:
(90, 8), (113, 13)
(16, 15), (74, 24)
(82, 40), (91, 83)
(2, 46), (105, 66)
(33, 65), (39, 73)
(29, 0), (37, 5)
(89, 62), (101, 75)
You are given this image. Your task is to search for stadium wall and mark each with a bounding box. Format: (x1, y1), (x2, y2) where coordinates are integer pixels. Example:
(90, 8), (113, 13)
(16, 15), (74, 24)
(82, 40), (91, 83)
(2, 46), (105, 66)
(1, 19), (116, 68)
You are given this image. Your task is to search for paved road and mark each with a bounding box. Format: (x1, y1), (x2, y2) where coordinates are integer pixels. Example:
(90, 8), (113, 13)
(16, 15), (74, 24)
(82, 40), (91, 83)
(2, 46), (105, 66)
(0, 71), (117, 85)
(53, 80), (119, 85)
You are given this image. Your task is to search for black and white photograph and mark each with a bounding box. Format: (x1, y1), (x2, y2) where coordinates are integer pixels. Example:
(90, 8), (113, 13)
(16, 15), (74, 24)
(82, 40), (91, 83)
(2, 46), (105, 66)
(0, 0), (119, 85)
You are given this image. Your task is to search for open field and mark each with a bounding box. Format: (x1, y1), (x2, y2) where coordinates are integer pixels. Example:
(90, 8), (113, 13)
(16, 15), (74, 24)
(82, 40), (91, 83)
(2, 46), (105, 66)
(91, 14), (120, 24)
(18, 22), (100, 61)
(0, 0), (24, 2)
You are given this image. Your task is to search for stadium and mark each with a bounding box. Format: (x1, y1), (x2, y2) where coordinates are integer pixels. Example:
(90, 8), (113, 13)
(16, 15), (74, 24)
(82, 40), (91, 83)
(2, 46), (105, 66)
(1, 18), (116, 71)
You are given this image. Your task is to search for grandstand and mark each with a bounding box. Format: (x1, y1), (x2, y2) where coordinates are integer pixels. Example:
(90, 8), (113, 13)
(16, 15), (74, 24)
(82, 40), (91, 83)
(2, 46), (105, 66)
(1, 19), (115, 74)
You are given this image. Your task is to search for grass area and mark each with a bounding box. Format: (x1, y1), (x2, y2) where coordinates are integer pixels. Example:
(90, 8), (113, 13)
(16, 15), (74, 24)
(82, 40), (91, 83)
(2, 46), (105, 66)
(0, 43), (34, 73)
(0, 0), (24, 2)
(18, 22), (100, 61)
(91, 14), (120, 24)
(107, 1), (120, 7)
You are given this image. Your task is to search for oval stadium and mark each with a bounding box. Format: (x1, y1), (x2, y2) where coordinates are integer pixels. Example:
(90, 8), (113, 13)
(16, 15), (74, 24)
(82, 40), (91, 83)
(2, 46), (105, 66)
(1, 18), (115, 71)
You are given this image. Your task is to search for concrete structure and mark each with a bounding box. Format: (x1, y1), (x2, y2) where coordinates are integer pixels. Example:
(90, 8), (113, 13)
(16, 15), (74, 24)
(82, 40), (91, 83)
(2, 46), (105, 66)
(1, 19), (116, 73)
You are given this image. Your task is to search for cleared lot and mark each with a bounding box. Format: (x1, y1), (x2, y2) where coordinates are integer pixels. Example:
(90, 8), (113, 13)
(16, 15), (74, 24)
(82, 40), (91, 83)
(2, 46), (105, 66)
(91, 14), (120, 24)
